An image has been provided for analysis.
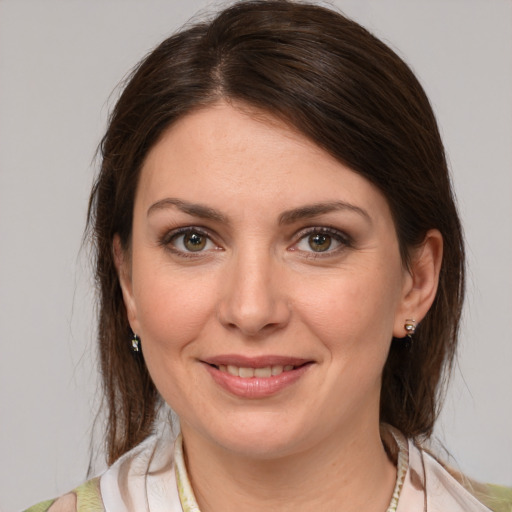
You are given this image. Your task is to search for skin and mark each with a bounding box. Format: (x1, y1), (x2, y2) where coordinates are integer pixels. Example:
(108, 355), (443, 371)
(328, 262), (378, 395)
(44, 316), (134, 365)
(115, 102), (442, 512)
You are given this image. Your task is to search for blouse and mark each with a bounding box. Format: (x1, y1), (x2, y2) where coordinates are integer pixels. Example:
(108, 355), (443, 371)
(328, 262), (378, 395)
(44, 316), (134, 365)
(25, 423), (512, 512)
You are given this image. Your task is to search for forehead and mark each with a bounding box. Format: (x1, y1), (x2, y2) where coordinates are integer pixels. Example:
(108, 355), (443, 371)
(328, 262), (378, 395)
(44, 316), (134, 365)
(143, 102), (324, 182)
(137, 102), (392, 224)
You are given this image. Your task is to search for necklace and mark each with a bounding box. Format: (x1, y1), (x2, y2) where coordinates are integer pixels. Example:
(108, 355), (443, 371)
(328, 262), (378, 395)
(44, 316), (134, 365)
(175, 427), (409, 512)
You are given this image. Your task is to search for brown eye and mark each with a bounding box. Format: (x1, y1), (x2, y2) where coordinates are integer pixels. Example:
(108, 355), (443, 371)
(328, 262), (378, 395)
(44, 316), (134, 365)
(308, 233), (332, 252)
(165, 228), (219, 256)
(183, 231), (207, 251)
(293, 228), (348, 256)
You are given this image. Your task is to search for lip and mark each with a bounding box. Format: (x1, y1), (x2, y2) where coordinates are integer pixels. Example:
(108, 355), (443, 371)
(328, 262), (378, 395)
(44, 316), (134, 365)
(204, 354), (310, 368)
(201, 354), (313, 399)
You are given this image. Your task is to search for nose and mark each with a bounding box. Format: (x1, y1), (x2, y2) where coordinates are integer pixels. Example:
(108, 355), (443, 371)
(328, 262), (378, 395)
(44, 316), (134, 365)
(217, 249), (291, 338)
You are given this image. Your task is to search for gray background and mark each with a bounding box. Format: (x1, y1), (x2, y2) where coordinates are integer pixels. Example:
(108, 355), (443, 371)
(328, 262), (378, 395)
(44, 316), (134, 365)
(0, 1), (511, 510)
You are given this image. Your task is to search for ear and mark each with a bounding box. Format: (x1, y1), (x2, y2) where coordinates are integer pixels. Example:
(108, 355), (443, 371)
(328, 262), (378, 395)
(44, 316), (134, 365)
(393, 229), (443, 338)
(113, 234), (140, 334)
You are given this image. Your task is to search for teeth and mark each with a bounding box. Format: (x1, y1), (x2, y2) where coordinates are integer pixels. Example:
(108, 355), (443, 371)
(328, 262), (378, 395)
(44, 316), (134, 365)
(227, 365), (239, 376)
(254, 367), (271, 378)
(271, 365), (283, 376)
(217, 364), (296, 378)
(239, 367), (255, 378)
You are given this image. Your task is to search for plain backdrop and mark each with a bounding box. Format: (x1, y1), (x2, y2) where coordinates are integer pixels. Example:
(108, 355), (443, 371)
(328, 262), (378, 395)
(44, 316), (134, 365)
(0, 1), (511, 510)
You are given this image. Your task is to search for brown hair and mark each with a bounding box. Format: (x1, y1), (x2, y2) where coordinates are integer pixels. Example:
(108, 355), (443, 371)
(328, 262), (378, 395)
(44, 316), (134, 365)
(88, 0), (465, 465)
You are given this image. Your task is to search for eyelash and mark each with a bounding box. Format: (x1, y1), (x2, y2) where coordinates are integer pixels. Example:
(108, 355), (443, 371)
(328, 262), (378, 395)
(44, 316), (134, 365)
(159, 226), (352, 259)
(159, 226), (221, 259)
(291, 227), (353, 258)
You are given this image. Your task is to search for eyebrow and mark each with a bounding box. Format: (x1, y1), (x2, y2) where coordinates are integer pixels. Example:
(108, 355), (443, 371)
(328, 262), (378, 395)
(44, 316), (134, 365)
(147, 198), (228, 223)
(147, 198), (370, 225)
(278, 201), (371, 225)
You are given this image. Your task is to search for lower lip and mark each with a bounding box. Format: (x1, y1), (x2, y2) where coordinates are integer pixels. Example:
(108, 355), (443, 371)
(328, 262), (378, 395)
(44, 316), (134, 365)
(203, 363), (312, 399)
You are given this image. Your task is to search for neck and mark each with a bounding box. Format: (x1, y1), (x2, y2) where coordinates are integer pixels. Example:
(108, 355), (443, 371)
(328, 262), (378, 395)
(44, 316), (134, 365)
(181, 422), (397, 512)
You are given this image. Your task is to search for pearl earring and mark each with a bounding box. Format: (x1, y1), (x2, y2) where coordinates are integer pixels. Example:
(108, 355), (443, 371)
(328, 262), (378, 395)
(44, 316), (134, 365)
(404, 319), (416, 338)
(131, 333), (141, 352)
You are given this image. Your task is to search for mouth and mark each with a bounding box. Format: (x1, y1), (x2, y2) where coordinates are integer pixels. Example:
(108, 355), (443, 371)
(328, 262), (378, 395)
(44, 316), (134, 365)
(211, 363), (302, 378)
(201, 356), (313, 398)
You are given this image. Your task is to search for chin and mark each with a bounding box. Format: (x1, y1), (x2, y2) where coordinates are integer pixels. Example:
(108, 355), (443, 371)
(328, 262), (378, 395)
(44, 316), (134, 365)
(193, 413), (317, 460)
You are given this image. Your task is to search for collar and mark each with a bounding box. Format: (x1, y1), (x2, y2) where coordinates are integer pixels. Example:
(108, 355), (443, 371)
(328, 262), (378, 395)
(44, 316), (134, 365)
(100, 423), (490, 512)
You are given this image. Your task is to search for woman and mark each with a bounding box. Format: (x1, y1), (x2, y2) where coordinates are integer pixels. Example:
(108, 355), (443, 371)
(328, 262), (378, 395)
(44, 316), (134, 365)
(25, 1), (511, 511)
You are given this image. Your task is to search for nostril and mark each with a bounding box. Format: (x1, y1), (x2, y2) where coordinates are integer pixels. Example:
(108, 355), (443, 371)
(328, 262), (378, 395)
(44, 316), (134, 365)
(216, 272), (291, 336)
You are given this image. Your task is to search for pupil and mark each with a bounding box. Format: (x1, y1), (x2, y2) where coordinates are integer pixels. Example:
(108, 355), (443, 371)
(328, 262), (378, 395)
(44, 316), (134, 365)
(185, 232), (206, 251)
(309, 233), (331, 252)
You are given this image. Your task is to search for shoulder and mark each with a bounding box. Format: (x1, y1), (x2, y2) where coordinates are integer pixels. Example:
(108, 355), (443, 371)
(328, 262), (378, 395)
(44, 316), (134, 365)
(407, 438), (512, 512)
(24, 477), (104, 512)
(24, 422), (179, 512)
(443, 469), (512, 512)
(481, 484), (512, 512)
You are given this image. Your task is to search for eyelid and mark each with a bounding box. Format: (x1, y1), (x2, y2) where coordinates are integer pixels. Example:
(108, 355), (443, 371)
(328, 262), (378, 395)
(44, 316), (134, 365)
(160, 226), (222, 256)
(289, 226), (353, 256)
(159, 225), (352, 258)
(160, 225), (206, 244)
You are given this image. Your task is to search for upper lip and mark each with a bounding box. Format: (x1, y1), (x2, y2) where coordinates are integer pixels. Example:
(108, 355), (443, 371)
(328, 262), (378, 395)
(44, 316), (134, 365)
(202, 355), (312, 368)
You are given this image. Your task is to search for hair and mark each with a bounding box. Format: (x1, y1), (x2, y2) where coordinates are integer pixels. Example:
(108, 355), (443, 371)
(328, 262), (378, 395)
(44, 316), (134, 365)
(87, 0), (465, 465)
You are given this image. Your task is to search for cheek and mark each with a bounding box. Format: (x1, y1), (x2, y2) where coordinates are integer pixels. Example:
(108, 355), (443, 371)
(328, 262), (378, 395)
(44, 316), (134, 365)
(293, 265), (403, 352)
(133, 265), (218, 357)
(132, 271), (218, 408)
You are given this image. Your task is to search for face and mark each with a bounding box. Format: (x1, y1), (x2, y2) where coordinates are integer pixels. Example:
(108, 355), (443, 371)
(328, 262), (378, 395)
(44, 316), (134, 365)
(118, 102), (415, 459)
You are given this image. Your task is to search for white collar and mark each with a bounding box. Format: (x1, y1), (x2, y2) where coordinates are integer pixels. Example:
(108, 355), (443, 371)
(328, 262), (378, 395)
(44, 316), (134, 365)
(99, 422), (489, 512)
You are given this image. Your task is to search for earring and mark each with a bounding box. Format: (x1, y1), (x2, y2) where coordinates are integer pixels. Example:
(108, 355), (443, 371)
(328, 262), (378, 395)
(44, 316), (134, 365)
(131, 333), (141, 353)
(404, 319), (416, 338)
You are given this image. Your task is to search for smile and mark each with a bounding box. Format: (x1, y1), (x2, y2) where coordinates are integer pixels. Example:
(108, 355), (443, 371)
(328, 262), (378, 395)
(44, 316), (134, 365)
(216, 364), (296, 378)
(202, 356), (313, 399)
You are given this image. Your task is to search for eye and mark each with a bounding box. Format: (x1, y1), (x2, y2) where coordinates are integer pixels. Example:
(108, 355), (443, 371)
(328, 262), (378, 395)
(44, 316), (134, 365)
(292, 228), (350, 255)
(304, 233), (334, 252)
(167, 228), (217, 253)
